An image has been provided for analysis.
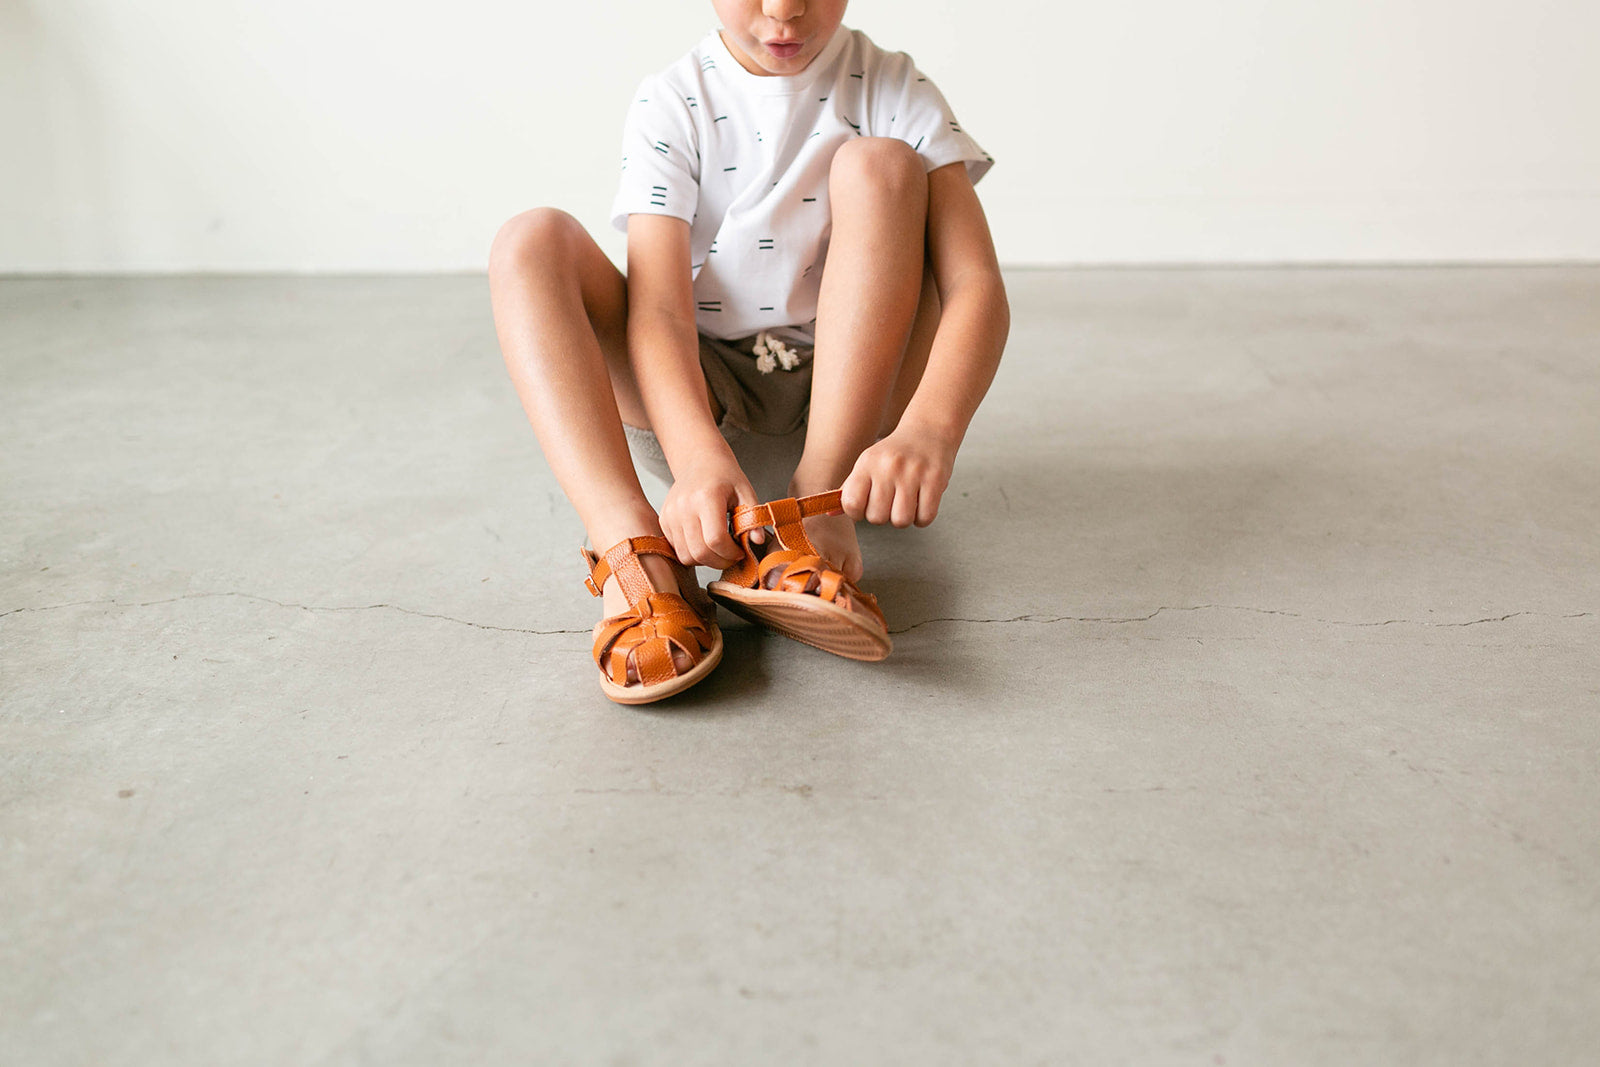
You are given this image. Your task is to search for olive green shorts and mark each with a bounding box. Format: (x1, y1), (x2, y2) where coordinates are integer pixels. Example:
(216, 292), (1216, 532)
(623, 332), (814, 496)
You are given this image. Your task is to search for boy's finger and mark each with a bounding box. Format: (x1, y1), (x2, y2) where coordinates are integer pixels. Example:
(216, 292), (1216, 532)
(732, 480), (765, 545)
(679, 529), (706, 568)
(865, 477), (895, 525)
(839, 471), (869, 519)
(701, 513), (739, 567)
(890, 484), (917, 528)
(916, 484), (941, 527)
(660, 521), (692, 566)
(677, 515), (713, 565)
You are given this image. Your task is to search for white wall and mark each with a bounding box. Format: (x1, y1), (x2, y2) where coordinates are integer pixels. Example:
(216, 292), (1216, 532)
(3, 0), (1598, 272)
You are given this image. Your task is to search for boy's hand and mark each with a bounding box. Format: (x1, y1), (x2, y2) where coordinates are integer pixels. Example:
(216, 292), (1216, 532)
(659, 455), (762, 570)
(839, 428), (956, 528)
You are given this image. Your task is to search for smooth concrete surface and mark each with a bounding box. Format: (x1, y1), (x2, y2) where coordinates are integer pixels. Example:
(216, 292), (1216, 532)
(2, 269), (1598, 1065)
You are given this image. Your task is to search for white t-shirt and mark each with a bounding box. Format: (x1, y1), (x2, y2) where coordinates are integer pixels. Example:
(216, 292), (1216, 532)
(610, 26), (994, 346)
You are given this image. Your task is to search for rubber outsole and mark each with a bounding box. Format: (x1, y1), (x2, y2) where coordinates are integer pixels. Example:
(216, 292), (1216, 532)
(706, 582), (891, 662)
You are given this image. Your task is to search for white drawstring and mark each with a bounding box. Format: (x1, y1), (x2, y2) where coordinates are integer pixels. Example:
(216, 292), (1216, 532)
(752, 330), (802, 374)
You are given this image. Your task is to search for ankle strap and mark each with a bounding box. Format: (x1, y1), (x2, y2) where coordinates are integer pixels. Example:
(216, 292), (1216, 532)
(581, 535), (678, 599)
(721, 492), (846, 589)
(729, 490), (844, 541)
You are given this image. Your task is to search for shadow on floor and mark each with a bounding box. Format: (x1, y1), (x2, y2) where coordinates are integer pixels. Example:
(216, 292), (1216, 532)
(630, 440), (1355, 709)
(629, 625), (770, 717)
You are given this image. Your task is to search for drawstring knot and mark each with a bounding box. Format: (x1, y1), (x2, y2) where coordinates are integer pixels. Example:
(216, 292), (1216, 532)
(753, 330), (802, 374)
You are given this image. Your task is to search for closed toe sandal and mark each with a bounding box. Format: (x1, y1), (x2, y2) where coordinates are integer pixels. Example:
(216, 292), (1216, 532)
(583, 535), (723, 705)
(706, 490), (891, 662)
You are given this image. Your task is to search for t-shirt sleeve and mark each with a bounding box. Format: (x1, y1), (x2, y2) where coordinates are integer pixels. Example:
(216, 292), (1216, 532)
(609, 75), (701, 233)
(873, 55), (995, 187)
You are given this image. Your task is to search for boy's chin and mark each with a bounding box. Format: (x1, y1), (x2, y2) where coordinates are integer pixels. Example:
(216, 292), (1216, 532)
(760, 56), (814, 74)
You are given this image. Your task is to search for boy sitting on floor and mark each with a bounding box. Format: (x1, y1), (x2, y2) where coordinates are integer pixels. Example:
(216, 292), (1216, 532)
(489, 0), (1009, 703)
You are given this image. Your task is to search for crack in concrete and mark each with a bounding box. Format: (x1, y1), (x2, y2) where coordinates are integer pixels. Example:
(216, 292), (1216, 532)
(3, 594), (1591, 637)
(0, 592), (587, 635)
(888, 606), (1595, 635)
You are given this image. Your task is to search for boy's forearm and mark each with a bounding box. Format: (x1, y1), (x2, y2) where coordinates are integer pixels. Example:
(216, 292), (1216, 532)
(896, 276), (1010, 451)
(627, 307), (733, 469)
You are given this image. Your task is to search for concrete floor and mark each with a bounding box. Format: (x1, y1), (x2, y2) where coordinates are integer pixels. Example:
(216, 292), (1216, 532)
(2, 268), (1597, 1065)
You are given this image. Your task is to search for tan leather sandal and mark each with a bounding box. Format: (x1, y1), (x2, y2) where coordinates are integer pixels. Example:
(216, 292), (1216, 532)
(707, 490), (891, 662)
(583, 535), (723, 705)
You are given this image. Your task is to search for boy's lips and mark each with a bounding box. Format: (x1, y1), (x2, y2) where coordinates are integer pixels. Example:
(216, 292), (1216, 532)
(764, 39), (805, 59)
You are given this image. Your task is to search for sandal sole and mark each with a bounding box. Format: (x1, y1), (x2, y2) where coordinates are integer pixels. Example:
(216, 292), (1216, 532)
(597, 627), (724, 705)
(706, 583), (891, 662)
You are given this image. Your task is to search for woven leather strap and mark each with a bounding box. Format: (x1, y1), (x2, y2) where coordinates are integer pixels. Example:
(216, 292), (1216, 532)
(719, 491), (885, 630)
(581, 535), (717, 686)
(592, 591), (715, 687)
(722, 491), (844, 588)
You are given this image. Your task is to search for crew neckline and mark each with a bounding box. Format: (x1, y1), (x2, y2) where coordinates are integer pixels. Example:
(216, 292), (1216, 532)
(709, 24), (852, 95)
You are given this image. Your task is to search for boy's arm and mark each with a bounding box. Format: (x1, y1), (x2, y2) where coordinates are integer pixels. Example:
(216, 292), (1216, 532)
(626, 214), (760, 567)
(840, 162), (1011, 527)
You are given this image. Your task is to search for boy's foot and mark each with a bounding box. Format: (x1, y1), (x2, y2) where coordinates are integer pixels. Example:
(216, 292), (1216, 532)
(599, 552), (699, 684)
(787, 510), (864, 587)
(707, 491), (891, 661)
(584, 536), (722, 701)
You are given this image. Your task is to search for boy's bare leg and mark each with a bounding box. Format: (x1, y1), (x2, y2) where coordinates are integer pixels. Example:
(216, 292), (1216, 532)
(488, 208), (696, 667)
(883, 257), (942, 436)
(790, 137), (934, 583)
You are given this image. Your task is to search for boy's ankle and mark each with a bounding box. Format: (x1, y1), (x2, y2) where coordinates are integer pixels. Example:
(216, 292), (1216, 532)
(787, 468), (850, 499)
(585, 508), (665, 553)
(598, 546), (693, 621)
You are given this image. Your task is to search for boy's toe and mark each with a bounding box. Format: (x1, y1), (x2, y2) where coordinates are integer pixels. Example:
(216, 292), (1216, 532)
(624, 644), (697, 686)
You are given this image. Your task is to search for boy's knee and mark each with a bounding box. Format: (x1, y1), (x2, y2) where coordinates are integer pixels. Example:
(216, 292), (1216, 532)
(489, 207), (581, 275)
(829, 137), (927, 203)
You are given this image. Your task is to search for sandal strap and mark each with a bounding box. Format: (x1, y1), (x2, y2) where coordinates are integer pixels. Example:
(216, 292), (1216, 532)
(581, 535), (714, 619)
(593, 591), (716, 687)
(754, 550), (888, 630)
(729, 490), (843, 542)
(723, 491), (845, 587)
(581, 534), (674, 600)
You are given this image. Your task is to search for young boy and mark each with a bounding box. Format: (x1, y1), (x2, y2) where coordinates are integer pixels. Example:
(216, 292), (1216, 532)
(489, 0), (1009, 703)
